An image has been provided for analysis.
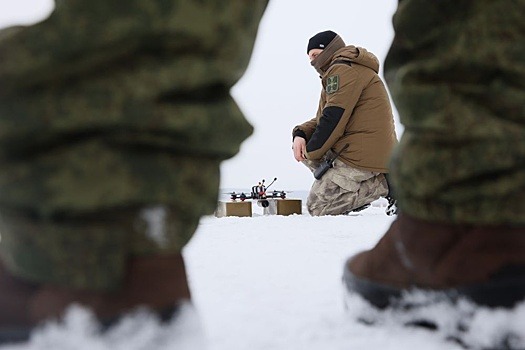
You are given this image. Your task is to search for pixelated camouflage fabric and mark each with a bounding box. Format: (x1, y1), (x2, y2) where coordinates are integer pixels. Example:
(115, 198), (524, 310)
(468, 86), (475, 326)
(0, 0), (268, 216)
(385, 0), (525, 224)
(0, 0), (268, 289)
(303, 155), (388, 216)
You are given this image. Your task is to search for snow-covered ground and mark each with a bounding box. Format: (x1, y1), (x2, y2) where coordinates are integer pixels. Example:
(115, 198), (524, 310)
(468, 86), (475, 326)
(3, 192), (525, 350)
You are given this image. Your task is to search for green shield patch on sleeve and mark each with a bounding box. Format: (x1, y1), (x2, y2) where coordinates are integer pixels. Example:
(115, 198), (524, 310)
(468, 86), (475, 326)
(325, 75), (339, 94)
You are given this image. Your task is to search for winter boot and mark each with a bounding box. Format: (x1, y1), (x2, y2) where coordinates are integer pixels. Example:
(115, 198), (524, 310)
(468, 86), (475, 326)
(385, 196), (397, 216)
(0, 253), (190, 344)
(383, 174), (397, 216)
(343, 213), (525, 309)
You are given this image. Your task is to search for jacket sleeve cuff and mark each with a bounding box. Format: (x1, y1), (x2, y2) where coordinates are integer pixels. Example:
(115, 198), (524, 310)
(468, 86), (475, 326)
(292, 129), (307, 141)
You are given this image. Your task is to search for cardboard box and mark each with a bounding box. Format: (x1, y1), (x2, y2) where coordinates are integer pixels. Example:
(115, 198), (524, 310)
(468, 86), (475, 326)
(215, 201), (252, 217)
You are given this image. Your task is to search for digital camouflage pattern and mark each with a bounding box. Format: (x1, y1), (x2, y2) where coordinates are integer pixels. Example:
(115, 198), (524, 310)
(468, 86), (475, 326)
(0, 0), (268, 290)
(303, 156), (388, 216)
(386, 0), (525, 225)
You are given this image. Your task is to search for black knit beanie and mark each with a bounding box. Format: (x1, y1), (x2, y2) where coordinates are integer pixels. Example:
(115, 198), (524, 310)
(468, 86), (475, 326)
(307, 30), (338, 53)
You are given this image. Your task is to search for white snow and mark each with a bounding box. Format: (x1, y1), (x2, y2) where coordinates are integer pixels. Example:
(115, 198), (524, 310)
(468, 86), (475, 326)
(2, 192), (524, 349)
(1, 2), (523, 349)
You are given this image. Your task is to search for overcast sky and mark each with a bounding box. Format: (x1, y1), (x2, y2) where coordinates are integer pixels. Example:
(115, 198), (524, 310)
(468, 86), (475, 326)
(0, 1), (400, 192)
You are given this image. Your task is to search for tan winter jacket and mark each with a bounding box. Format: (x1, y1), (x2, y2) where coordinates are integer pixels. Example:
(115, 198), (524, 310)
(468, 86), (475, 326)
(293, 46), (397, 173)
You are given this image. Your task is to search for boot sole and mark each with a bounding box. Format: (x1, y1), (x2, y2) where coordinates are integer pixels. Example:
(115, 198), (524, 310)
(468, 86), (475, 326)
(0, 327), (32, 345)
(343, 265), (525, 309)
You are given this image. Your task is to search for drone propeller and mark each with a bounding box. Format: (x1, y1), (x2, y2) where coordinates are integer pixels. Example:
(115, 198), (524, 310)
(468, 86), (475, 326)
(228, 192), (250, 201)
(261, 189), (286, 199)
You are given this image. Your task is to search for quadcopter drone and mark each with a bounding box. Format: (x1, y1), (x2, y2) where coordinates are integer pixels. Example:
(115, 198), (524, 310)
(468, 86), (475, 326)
(227, 178), (287, 208)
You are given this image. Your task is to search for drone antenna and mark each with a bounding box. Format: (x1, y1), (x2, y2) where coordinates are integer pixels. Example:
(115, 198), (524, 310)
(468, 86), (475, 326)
(266, 177), (277, 190)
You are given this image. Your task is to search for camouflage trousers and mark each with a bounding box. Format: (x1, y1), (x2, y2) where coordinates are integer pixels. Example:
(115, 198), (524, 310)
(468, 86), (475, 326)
(303, 157), (388, 216)
(0, 157), (221, 291)
(0, 0), (268, 290)
(386, 0), (525, 225)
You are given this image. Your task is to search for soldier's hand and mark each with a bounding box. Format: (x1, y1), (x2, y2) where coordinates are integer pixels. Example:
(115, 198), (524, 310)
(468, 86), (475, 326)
(293, 137), (307, 162)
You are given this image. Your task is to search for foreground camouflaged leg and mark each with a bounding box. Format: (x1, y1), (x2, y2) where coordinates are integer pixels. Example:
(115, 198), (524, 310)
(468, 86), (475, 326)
(0, 0), (268, 289)
(0, 0), (268, 345)
(343, 0), (525, 313)
(385, 0), (525, 225)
